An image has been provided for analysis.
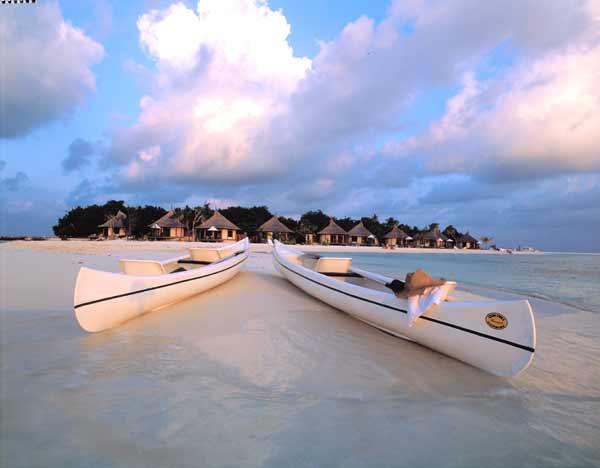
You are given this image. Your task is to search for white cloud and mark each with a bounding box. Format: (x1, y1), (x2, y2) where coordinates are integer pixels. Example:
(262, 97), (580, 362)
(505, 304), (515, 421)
(389, 42), (600, 180)
(0, 1), (104, 138)
(107, 0), (598, 188)
(107, 0), (310, 185)
(138, 2), (205, 71)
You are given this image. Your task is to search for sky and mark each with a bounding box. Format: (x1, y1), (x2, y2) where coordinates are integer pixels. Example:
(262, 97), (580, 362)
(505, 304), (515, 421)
(1, 0), (599, 252)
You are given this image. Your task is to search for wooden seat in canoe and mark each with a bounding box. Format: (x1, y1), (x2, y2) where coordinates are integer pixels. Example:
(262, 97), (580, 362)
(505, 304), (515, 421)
(189, 249), (222, 263)
(315, 257), (352, 274)
(119, 255), (187, 276)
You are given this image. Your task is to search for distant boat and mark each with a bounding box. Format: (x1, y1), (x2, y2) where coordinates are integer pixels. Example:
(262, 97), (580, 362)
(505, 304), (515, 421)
(273, 241), (535, 377)
(74, 238), (249, 332)
(517, 246), (538, 252)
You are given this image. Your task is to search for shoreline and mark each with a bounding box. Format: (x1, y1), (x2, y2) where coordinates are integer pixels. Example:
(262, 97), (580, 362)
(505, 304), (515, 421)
(1, 240), (592, 316)
(2, 238), (542, 255)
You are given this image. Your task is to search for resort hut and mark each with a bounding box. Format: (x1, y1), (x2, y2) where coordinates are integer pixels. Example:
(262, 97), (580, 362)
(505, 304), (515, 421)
(98, 210), (128, 239)
(318, 218), (349, 245)
(456, 232), (479, 249)
(257, 216), (294, 243)
(383, 224), (410, 248)
(298, 222), (317, 244)
(416, 227), (448, 248)
(303, 232), (317, 245)
(198, 211), (242, 242)
(348, 221), (378, 246)
(149, 210), (186, 240)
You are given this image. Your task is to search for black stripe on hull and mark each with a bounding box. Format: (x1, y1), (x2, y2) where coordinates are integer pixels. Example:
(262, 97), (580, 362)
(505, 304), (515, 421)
(274, 253), (534, 354)
(74, 255), (248, 309)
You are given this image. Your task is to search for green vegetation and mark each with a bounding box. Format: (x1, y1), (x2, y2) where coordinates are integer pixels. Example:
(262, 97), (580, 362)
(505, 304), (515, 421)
(219, 205), (271, 239)
(53, 200), (132, 239)
(53, 200), (478, 244)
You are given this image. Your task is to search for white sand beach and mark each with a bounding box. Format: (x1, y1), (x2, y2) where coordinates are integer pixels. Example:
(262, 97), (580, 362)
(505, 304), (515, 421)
(1, 242), (599, 467)
(3, 238), (531, 256)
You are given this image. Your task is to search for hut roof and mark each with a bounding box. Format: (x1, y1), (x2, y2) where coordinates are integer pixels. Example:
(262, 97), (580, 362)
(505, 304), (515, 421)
(149, 210), (185, 229)
(384, 224), (408, 239)
(318, 218), (348, 235)
(257, 216), (293, 233)
(347, 221), (374, 238)
(417, 228), (448, 242)
(458, 232), (478, 244)
(98, 210), (127, 228)
(199, 211), (240, 230)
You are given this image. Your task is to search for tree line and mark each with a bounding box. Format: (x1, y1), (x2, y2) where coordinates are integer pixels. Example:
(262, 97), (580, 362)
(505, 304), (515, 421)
(53, 200), (480, 244)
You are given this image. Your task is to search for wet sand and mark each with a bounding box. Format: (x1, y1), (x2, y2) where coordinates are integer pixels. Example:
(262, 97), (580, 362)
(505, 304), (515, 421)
(1, 245), (599, 467)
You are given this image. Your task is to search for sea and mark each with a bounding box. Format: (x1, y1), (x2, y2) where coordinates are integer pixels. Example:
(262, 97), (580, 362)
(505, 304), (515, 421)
(316, 251), (600, 313)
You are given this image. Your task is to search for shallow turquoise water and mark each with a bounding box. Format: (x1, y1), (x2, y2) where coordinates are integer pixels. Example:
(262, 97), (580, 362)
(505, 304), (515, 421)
(316, 251), (600, 313)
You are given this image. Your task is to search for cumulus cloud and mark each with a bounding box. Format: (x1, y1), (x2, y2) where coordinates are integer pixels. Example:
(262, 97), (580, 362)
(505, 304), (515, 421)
(62, 138), (100, 172)
(0, 1), (104, 138)
(390, 43), (600, 181)
(103, 0), (310, 186)
(103, 0), (598, 195)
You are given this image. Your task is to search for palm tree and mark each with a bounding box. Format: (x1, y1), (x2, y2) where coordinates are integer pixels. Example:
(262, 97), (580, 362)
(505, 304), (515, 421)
(479, 236), (493, 249)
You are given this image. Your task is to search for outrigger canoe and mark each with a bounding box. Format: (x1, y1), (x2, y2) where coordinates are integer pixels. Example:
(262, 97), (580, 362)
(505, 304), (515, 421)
(272, 241), (535, 377)
(74, 238), (249, 332)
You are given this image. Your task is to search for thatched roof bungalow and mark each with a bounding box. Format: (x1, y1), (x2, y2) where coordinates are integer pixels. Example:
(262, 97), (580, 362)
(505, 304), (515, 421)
(348, 221), (378, 246)
(98, 210), (127, 238)
(318, 218), (348, 245)
(456, 232), (479, 249)
(257, 216), (294, 243)
(415, 227), (449, 248)
(198, 211), (242, 242)
(298, 225), (317, 245)
(149, 210), (186, 239)
(383, 224), (411, 247)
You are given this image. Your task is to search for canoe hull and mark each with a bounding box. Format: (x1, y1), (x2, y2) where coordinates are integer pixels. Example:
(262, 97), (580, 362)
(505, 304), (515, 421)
(74, 242), (248, 332)
(273, 242), (535, 377)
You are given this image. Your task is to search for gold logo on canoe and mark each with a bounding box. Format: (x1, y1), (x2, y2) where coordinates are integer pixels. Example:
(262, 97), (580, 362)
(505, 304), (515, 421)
(485, 313), (508, 330)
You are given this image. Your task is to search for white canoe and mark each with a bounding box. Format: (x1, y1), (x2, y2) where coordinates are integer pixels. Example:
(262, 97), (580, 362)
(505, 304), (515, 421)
(74, 238), (249, 332)
(273, 241), (535, 377)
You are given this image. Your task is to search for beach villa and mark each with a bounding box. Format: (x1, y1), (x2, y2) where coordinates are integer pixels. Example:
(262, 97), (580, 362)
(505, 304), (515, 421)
(456, 232), (479, 249)
(383, 224), (411, 247)
(299, 221), (318, 245)
(257, 216), (294, 243)
(303, 232), (317, 245)
(348, 221), (378, 246)
(318, 218), (349, 245)
(416, 227), (449, 248)
(149, 210), (186, 240)
(198, 211), (242, 242)
(98, 210), (128, 239)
